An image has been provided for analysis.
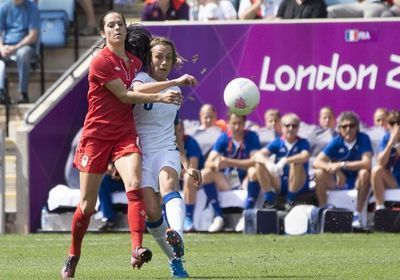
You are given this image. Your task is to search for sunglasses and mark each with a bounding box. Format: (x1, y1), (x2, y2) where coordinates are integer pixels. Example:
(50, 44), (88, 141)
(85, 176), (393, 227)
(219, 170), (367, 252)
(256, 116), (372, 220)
(389, 120), (400, 126)
(284, 123), (299, 129)
(339, 123), (356, 130)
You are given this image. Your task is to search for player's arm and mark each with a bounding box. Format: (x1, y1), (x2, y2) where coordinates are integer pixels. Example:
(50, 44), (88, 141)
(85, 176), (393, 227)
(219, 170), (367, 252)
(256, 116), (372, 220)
(312, 152), (338, 174)
(105, 79), (183, 105)
(286, 150), (310, 164)
(344, 152), (372, 171)
(205, 150), (222, 170)
(252, 147), (271, 165)
(132, 74), (197, 93)
(377, 125), (400, 167)
(220, 157), (255, 170)
(175, 124), (202, 186)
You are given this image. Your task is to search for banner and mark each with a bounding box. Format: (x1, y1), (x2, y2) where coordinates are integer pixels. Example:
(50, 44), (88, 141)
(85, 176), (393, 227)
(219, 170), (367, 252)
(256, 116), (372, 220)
(146, 21), (400, 126)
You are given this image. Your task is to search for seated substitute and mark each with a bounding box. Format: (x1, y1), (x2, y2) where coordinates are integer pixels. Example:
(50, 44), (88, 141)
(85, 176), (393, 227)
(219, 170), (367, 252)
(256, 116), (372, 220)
(0, 0), (40, 104)
(371, 110), (400, 210)
(313, 111), (373, 229)
(200, 112), (262, 232)
(253, 113), (311, 210)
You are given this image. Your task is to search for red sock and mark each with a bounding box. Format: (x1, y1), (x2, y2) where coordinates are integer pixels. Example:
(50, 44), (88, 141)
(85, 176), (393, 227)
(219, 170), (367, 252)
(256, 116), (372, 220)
(126, 189), (146, 250)
(69, 206), (92, 256)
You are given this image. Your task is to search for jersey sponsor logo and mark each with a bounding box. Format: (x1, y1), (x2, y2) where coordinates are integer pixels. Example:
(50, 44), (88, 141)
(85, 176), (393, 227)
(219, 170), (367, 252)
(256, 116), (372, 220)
(114, 66), (121, 71)
(338, 148), (345, 153)
(81, 155), (89, 167)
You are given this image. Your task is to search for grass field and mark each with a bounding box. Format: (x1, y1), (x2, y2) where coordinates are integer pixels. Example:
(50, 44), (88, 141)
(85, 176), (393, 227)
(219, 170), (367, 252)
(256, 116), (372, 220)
(0, 232), (399, 279)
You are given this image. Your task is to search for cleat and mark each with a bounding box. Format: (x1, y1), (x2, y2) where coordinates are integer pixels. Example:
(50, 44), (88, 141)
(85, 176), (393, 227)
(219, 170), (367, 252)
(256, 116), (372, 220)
(61, 255), (79, 279)
(131, 246), (152, 269)
(208, 216), (224, 232)
(183, 217), (195, 232)
(166, 228), (184, 258)
(170, 258), (189, 278)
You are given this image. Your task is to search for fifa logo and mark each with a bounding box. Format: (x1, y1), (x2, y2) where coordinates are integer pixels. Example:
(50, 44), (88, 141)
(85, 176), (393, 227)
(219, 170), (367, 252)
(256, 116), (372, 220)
(345, 29), (371, 42)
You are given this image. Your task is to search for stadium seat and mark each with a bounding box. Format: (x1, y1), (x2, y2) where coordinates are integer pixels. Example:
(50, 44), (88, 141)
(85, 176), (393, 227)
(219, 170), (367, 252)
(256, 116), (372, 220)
(37, 0), (78, 60)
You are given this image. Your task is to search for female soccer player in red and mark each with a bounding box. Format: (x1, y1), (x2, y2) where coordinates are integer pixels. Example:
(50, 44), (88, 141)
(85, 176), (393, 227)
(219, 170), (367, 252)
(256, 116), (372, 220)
(61, 11), (182, 279)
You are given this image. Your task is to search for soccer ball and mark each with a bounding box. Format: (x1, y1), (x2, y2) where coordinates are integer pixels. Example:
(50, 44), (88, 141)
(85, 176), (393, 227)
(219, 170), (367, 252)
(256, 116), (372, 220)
(223, 77), (260, 116)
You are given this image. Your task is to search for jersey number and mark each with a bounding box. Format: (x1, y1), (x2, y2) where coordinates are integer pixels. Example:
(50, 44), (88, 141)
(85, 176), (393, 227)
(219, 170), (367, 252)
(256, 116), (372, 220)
(143, 103), (153, 111)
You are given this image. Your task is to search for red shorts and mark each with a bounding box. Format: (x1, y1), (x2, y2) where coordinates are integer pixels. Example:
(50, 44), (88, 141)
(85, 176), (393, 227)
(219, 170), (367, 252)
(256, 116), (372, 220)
(74, 133), (141, 173)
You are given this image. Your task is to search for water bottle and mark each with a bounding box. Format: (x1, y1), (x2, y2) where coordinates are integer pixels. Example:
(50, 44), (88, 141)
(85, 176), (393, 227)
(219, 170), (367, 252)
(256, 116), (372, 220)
(41, 206), (49, 230)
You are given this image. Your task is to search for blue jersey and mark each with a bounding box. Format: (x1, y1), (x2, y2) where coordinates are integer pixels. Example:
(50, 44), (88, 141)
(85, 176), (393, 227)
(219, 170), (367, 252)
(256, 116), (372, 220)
(267, 136), (310, 178)
(379, 133), (400, 183)
(184, 135), (205, 170)
(0, 0), (40, 45)
(323, 132), (373, 179)
(212, 130), (261, 180)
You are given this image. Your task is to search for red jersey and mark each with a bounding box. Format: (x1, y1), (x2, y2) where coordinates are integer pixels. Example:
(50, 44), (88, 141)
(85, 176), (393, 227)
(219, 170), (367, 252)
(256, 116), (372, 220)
(82, 46), (142, 141)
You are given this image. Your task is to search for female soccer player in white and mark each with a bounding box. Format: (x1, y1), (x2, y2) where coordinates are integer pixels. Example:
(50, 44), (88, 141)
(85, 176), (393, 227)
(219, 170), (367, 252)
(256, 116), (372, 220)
(130, 36), (201, 278)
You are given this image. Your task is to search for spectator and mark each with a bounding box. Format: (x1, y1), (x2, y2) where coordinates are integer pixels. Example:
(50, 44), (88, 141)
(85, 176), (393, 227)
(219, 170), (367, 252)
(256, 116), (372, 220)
(0, 0), (40, 104)
(196, 0), (237, 21)
(141, 0), (190, 21)
(254, 113), (311, 210)
(175, 120), (205, 232)
(238, 0), (283, 19)
(201, 112), (262, 232)
(381, 0), (400, 16)
(327, 0), (389, 18)
(190, 103), (224, 157)
(276, 0), (327, 19)
(371, 110), (400, 210)
(313, 111), (373, 229)
(78, 0), (97, 36)
(257, 108), (282, 146)
(310, 106), (337, 157)
(373, 107), (389, 130)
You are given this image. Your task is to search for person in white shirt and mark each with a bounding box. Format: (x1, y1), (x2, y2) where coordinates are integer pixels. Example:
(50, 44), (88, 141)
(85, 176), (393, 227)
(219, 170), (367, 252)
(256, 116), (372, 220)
(131, 36), (201, 278)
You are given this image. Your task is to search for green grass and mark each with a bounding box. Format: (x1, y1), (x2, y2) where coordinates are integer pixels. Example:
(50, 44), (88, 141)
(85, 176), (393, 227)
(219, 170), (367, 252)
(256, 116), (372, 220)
(0, 232), (399, 279)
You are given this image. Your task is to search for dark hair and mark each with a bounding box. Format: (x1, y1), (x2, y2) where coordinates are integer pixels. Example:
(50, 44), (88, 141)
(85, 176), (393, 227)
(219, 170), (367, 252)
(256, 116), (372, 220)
(125, 24), (152, 64)
(227, 111), (247, 122)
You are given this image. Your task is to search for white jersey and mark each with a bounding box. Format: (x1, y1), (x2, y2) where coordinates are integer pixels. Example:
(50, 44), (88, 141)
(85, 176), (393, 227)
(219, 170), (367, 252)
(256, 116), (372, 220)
(133, 72), (180, 153)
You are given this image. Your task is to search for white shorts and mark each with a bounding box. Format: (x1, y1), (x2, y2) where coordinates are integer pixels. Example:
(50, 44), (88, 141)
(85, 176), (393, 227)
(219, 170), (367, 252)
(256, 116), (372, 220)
(141, 149), (181, 192)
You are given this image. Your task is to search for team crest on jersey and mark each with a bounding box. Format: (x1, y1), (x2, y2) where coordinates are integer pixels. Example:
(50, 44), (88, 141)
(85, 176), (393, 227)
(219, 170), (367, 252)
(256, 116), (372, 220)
(114, 66), (121, 71)
(338, 148), (345, 153)
(81, 155), (89, 167)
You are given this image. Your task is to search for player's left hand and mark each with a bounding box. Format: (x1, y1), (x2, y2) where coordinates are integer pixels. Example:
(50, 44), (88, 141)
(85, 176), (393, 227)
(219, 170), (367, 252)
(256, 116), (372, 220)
(174, 74), (198, 87)
(186, 168), (202, 187)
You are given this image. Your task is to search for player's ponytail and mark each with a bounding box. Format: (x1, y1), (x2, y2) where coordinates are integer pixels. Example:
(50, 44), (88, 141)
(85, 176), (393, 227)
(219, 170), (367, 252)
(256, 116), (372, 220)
(125, 24), (152, 66)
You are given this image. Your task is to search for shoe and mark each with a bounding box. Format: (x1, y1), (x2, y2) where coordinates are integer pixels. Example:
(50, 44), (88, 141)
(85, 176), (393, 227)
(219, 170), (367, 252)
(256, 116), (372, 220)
(98, 219), (115, 231)
(352, 214), (362, 229)
(131, 246), (152, 269)
(235, 216), (245, 232)
(166, 228), (184, 258)
(208, 216), (224, 232)
(284, 201), (295, 212)
(16, 96), (29, 104)
(263, 201), (277, 209)
(183, 216), (194, 232)
(61, 255), (80, 279)
(170, 258), (189, 278)
(79, 25), (97, 36)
